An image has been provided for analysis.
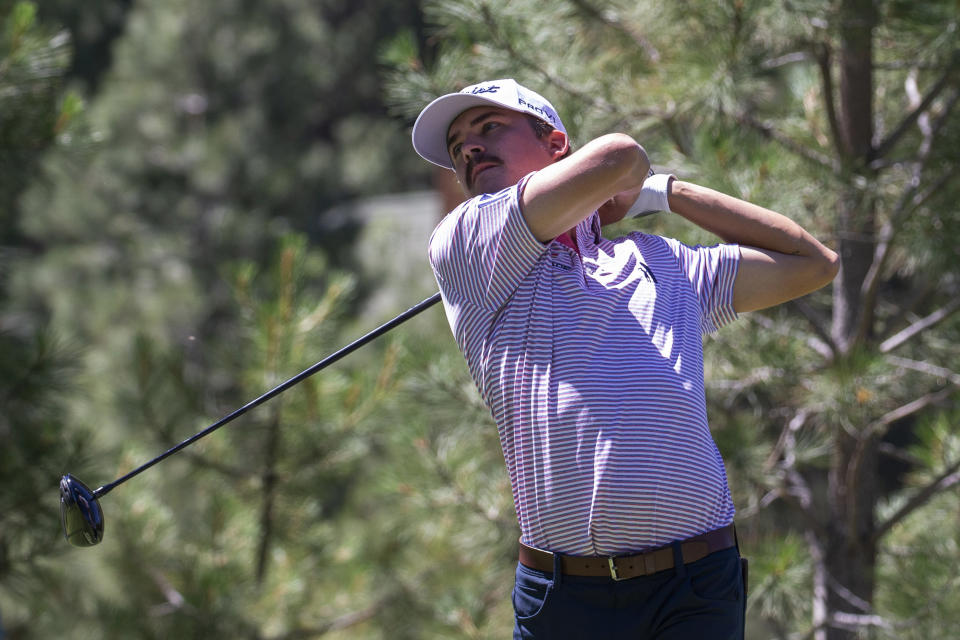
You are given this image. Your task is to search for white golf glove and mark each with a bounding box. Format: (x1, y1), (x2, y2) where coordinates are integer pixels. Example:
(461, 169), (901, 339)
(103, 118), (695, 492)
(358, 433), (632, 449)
(626, 172), (675, 218)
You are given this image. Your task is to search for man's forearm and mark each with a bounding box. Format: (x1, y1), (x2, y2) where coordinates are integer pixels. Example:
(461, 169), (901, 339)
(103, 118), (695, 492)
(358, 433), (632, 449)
(668, 180), (833, 261)
(668, 179), (839, 311)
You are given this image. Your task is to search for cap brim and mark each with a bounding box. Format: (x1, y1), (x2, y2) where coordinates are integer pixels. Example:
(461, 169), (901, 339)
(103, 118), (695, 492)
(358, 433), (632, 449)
(412, 93), (515, 170)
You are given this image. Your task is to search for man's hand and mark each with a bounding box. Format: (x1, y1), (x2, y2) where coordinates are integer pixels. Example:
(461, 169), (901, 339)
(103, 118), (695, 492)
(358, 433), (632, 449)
(597, 186), (644, 226)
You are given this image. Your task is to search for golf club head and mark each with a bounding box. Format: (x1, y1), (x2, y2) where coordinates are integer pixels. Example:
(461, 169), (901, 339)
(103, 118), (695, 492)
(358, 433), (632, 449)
(60, 474), (104, 547)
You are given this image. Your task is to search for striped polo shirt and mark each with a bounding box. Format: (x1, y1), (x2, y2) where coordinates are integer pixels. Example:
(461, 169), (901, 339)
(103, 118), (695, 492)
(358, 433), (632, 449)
(428, 176), (741, 556)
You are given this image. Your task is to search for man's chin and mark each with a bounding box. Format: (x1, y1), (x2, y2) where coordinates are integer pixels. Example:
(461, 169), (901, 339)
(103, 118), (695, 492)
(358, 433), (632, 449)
(469, 169), (510, 196)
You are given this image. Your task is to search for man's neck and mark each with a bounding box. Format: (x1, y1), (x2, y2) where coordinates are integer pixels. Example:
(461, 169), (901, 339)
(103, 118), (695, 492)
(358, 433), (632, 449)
(555, 229), (579, 254)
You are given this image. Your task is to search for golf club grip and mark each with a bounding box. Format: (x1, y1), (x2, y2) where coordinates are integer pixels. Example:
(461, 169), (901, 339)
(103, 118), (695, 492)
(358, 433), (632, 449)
(93, 291), (443, 498)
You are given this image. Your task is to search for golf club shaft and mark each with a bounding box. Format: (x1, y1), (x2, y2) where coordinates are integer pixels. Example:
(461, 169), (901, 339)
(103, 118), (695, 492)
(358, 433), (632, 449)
(93, 292), (442, 499)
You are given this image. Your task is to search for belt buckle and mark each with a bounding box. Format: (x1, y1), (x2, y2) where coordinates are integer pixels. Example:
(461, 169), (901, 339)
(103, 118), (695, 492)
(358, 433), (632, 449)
(608, 556), (625, 581)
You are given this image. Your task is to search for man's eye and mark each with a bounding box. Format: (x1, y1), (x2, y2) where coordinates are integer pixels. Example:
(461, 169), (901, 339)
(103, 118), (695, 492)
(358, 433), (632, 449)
(450, 143), (462, 158)
(482, 122), (499, 132)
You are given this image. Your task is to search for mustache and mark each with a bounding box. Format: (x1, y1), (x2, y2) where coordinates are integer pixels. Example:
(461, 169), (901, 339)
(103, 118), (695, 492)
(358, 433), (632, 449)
(465, 154), (502, 189)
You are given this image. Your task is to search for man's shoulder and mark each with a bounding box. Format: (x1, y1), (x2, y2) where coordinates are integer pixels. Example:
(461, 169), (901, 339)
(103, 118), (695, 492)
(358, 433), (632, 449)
(429, 183), (527, 249)
(462, 183), (523, 213)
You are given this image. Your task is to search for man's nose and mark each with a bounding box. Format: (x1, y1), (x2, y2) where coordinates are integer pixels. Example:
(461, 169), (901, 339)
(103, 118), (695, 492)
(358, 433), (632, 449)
(461, 139), (484, 163)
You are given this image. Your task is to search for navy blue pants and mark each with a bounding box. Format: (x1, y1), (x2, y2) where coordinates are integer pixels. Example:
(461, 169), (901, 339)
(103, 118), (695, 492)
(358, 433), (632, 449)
(512, 545), (745, 639)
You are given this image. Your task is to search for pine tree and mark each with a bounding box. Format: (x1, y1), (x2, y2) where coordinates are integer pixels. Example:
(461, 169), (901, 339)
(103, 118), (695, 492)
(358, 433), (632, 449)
(3, 0), (472, 636)
(386, 1), (960, 637)
(0, 3), (96, 637)
(66, 234), (400, 638)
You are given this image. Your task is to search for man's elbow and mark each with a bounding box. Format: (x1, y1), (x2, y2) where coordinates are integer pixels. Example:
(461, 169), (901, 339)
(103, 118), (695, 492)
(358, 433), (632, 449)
(734, 246), (839, 312)
(812, 247), (840, 290)
(792, 248), (839, 299)
(603, 134), (650, 188)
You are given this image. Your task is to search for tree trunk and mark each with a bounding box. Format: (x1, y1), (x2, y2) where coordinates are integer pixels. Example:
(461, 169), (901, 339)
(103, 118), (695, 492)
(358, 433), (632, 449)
(830, 0), (876, 353)
(823, 434), (879, 640)
(255, 407), (282, 585)
(823, 1), (880, 638)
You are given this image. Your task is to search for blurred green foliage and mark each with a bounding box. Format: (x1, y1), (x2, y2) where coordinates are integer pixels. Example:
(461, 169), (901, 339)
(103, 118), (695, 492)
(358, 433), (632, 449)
(387, 1), (960, 638)
(1, 0), (958, 638)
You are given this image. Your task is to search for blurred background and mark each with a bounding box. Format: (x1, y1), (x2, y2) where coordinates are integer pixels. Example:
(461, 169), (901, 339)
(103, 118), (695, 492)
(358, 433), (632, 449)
(1, 0), (958, 638)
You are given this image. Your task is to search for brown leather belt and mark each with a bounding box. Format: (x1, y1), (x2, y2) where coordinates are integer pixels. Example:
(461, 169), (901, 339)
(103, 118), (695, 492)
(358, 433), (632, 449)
(518, 524), (736, 581)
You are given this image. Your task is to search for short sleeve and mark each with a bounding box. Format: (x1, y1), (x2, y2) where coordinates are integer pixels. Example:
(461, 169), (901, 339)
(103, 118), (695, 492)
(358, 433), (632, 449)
(428, 176), (547, 310)
(663, 238), (741, 333)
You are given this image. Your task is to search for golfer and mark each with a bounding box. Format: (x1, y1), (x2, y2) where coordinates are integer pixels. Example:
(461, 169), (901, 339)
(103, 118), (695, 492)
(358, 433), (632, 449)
(411, 79), (838, 639)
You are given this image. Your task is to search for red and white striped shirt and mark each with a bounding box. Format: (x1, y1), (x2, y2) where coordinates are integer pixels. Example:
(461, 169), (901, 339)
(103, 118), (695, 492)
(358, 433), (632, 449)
(428, 177), (741, 556)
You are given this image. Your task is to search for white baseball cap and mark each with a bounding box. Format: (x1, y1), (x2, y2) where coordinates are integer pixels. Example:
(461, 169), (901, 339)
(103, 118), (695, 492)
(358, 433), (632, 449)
(412, 79), (567, 170)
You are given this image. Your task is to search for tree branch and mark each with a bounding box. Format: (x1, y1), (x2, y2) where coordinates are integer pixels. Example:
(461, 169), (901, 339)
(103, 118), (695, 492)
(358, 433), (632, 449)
(265, 601), (382, 639)
(760, 410), (829, 539)
(747, 312), (833, 361)
(828, 611), (895, 632)
(873, 83), (960, 166)
(882, 280), (936, 340)
(814, 41), (845, 159)
(154, 417), (255, 480)
(877, 441), (923, 467)
(858, 69), (955, 336)
(873, 456), (960, 543)
(926, 86), (960, 144)
(885, 356), (960, 386)
(733, 111), (841, 173)
(169, 447), (255, 480)
(567, 0), (660, 62)
(478, 4), (661, 121)
(788, 299), (838, 359)
(829, 578), (873, 613)
(847, 377), (959, 501)
(148, 568), (196, 617)
(780, 469), (828, 539)
(255, 407), (283, 585)
(874, 60), (956, 71)
(806, 528), (829, 640)
(871, 60), (959, 161)
(423, 442), (515, 530)
(761, 50), (811, 69)
(879, 296), (960, 353)
(860, 84), (958, 309)
(801, 572), (960, 637)
(866, 386), (958, 441)
(765, 409), (809, 471)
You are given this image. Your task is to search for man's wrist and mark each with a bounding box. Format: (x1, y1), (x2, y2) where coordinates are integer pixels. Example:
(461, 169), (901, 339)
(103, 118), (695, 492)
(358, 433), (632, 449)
(627, 173), (675, 218)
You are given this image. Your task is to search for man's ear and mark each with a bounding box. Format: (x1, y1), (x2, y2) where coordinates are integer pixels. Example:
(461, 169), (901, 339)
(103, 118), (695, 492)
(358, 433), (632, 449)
(546, 129), (570, 162)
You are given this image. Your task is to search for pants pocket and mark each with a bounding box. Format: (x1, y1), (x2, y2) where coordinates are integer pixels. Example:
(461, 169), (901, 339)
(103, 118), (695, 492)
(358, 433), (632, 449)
(512, 564), (555, 622)
(688, 548), (743, 603)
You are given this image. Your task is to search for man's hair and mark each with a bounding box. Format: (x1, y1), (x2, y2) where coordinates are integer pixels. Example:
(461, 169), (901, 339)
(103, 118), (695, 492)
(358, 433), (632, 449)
(527, 115), (573, 159)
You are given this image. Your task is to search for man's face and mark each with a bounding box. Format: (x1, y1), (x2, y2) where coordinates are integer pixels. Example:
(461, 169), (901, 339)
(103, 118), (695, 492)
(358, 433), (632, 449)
(445, 106), (564, 198)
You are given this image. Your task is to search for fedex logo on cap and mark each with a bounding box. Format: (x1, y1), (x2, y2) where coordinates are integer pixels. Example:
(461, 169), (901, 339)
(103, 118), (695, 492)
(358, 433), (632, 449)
(518, 96), (558, 127)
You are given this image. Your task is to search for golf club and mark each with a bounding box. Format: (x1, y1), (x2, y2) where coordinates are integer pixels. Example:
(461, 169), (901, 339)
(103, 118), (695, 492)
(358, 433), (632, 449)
(60, 291), (442, 547)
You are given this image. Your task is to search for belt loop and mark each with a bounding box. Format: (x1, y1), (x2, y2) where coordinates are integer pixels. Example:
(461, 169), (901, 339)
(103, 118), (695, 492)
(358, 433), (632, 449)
(552, 551), (563, 588)
(671, 541), (686, 578)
